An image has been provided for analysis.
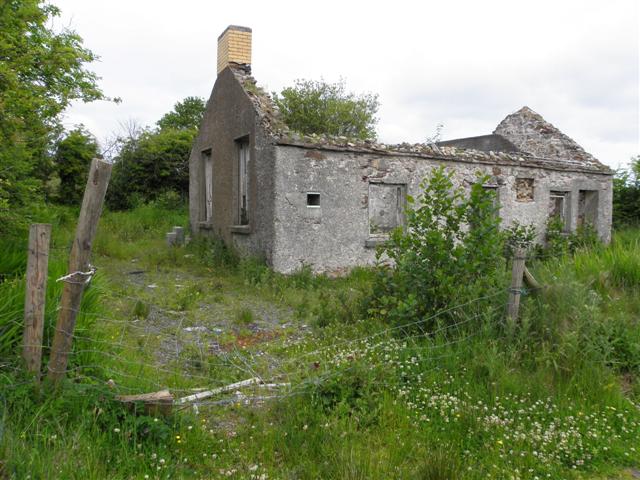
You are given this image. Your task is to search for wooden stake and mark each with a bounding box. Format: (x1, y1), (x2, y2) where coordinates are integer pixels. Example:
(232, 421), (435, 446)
(117, 389), (174, 416)
(507, 248), (526, 326)
(47, 159), (112, 384)
(22, 223), (51, 375)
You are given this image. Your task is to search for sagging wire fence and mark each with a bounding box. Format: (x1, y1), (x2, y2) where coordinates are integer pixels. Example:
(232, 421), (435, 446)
(6, 272), (520, 413)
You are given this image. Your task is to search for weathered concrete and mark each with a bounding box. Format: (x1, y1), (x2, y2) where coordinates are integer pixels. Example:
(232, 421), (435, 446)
(270, 145), (612, 274)
(188, 65), (277, 263)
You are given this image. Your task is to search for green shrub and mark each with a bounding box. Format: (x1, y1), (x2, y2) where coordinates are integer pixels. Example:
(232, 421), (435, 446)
(273, 78), (379, 140)
(54, 126), (99, 205)
(612, 156), (640, 227)
(503, 221), (536, 259)
(107, 129), (194, 210)
(544, 216), (600, 259)
(370, 167), (506, 330)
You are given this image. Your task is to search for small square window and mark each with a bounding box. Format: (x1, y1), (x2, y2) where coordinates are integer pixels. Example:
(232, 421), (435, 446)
(307, 192), (320, 207)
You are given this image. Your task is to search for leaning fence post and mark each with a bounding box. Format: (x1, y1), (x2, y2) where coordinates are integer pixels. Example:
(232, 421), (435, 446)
(22, 223), (51, 375)
(507, 248), (526, 326)
(47, 158), (112, 384)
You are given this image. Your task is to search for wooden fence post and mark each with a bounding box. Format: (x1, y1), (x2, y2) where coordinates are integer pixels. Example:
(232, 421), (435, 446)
(507, 248), (526, 326)
(22, 223), (51, 375)
(47, 158), (112, 384)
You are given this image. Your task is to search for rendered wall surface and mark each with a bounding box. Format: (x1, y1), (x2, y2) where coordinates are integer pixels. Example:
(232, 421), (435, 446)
(188, 67), (276, 263)
(270, 145), (612, 274)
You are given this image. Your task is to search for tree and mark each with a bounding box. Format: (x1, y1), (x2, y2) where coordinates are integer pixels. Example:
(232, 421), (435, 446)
(369, 167), (504, 330)
(157, 97), (206, 131)
(55, 127), (99, 205)
(0, 0), (104, 234)
(107, 97), (203, 209)
(107, 129), (194, 210)
(273, 78), (379, 140)
(612, 155), (640, 227)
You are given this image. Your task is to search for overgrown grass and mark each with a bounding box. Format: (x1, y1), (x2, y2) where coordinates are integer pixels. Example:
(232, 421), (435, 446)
(0, 240), (103, 367)
(1, 203), (639, 479)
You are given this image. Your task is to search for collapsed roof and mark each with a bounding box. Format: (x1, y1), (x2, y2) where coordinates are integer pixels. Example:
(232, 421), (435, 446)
(228, 64), (611, 175)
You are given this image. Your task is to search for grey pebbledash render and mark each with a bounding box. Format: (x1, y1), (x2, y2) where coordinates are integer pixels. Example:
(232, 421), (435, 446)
(189, 25), (613, 274)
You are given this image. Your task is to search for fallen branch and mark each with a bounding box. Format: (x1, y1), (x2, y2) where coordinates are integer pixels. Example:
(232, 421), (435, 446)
(176, 377), (261, 405)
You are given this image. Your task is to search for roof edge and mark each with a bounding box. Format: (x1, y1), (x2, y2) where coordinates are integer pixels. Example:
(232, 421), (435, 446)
(273, 138), (614, 176)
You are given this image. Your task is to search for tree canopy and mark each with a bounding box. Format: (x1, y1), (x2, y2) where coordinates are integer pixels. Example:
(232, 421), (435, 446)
(107, 128), (194, 210)
(613, 155), (640, 227)
(107, 96), (205, 210)
(273, 79), (379, 140)
(55, 126), (99, 205)
(0, 0), (104, 234)
(156, 96), (206, 131)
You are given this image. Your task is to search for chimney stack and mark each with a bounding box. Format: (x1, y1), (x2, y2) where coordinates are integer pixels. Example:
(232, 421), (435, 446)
(217, 25), (252, 75)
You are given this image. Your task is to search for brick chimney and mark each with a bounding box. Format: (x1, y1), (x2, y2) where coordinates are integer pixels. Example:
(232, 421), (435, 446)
(217, 25), (252, 75)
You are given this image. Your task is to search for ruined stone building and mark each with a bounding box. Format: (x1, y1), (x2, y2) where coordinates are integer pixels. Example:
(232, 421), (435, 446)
(189, 25), (613, 274)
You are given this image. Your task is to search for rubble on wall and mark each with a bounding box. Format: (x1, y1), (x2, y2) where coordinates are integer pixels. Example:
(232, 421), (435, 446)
(515, 178), (535, 202)
(229, 65), (612, 176)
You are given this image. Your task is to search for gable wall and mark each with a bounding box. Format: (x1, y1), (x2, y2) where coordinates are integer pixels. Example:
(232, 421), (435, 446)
(189, 68), (276, 262)
(271, 145), (612, 274)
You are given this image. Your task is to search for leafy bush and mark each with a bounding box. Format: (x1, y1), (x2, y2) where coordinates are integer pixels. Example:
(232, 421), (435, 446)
(612, 155), (640, 227)
(54, 126), (99, 205)
(503, 221), (536, 259)
(370, 167), (505, 329)
(543, 216), (600, 259)
(0, 0), (104, 235)
(107, 128), (194, 210)
(156, 96), (205, 131)
(273, 78), (379, 140)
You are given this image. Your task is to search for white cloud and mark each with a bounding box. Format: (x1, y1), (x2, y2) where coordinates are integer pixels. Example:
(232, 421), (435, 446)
(56, 0), (639, 168)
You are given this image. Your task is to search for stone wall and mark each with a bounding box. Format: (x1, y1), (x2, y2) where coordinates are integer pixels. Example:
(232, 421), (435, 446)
(271, 145), (612, 274)
(494, 107), (602, 170)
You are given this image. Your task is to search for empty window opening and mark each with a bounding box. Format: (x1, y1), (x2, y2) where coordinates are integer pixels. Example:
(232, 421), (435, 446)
(202, 149), (213, 222)
(515, 178), (535, 202)
(368, 183), (406, 236)
(482, 185), (499, 213)
(237, 138), (250, 225)
(549, 191), (569, 230)
(577, 190), (598, 228)
(306, 192), (320, 207)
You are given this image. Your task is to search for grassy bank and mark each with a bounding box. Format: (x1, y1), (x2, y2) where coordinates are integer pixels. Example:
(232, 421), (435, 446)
(1, 203), (639, 479)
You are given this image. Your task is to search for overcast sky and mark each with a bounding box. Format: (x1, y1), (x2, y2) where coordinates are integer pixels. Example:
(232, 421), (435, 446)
(56, 0), (639, 169)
